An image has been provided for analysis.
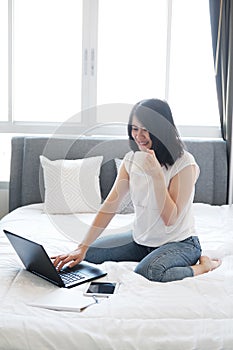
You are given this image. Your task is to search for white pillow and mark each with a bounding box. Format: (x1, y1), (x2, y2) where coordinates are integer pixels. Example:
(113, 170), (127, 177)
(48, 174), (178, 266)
(40, 155), (103, 214)
(115, 158), (134, 214)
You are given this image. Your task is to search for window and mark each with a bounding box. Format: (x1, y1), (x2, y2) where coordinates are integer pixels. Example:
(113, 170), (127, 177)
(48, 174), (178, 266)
(13, 0), (83, 123)
(95, 0), (168, 128)
(0, 0), (221, 181)
(169, 0), (219, 126)
(97, 0), (167, 113)
(1, 0), (219, 129)
(0, 0), (8, 121)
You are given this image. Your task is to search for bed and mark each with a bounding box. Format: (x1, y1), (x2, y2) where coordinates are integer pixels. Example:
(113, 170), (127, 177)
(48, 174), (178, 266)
(0, 136), (233, 350)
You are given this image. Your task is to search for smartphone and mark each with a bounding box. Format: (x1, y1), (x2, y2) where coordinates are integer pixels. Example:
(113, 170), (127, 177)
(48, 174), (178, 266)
(83, 281), (119, 297)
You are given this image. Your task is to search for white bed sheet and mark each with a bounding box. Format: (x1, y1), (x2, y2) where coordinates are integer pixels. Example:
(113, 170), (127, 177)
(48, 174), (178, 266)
(0, 203), (233, 350)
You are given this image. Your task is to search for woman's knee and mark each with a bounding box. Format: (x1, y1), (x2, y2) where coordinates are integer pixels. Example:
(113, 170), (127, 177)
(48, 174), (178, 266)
(85, 231), (137, 264)
(85, 246), (106, 264)
(134, 255), (194, 282)
(134, 260), (165, 282)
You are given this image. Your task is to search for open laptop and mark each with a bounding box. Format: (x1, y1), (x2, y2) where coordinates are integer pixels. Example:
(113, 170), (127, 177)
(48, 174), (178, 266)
(3, 230), (107, 288)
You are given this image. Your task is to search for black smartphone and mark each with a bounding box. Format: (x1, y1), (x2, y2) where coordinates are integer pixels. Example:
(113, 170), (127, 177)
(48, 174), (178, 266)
(84, 281), (119, 297)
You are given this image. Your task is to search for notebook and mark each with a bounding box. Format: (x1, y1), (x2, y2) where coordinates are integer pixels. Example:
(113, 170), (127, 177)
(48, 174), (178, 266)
(29, 289), (97, 312)
(3, 229), (107, 288)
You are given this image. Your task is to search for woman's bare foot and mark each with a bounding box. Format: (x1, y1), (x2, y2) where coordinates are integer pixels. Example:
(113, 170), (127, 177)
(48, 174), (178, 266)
(192, 255), (222, 276)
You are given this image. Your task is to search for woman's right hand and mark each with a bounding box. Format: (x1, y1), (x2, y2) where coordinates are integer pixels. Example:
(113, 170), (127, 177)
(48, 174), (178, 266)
(51, 244), (88, 271)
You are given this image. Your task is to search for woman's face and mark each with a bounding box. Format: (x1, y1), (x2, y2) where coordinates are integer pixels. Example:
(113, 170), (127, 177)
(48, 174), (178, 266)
(131, 116), (152, 151)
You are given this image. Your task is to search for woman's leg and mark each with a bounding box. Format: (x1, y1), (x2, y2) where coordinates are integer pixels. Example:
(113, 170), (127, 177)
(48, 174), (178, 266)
(134, 236), (202, 282)
(85, 231), (148, 264)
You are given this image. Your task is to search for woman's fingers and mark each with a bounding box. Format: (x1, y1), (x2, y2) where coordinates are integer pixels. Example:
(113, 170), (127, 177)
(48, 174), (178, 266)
(51, 251), (84, 271)
(68, 258), (82, 269)
(52, 254), (72, 270)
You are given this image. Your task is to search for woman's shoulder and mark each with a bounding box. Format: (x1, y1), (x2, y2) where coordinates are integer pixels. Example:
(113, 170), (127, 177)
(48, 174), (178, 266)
(169, 150), (199, 176)
(123, 151), (134, 172)
(124, 150), (134, 158)
(174, 149), (197, 165)
(123, 150), (134, 163)
(179, 150), (196, 164)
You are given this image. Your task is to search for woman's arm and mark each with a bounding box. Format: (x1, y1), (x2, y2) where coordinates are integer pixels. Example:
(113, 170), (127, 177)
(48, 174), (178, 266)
(143, 149), (197, 226)
(52, 161), (130, 270)
(81, 161), (130, 246)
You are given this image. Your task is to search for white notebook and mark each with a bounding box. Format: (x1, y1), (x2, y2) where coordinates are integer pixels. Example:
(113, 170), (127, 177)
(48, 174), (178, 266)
(29, 288), (96, 312)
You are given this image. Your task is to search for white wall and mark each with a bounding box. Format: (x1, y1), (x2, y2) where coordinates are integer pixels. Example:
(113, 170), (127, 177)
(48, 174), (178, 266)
(0, 188), (9, 219)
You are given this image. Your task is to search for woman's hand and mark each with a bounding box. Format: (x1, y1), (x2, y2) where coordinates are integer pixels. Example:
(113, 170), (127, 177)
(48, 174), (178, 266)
(142, 149), (162, 177)
(51, 244), (88, 271)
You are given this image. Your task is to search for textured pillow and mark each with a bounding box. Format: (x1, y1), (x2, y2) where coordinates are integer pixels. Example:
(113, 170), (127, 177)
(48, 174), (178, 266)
(115, 158), (134, 214)
(40, 155), (103, 214)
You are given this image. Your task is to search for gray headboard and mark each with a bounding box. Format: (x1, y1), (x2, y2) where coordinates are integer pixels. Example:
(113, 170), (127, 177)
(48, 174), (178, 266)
(9, 136), (228, 212)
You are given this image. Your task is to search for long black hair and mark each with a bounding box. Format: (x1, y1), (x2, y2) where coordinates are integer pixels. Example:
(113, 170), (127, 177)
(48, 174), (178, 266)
(127, 98), (184, 167)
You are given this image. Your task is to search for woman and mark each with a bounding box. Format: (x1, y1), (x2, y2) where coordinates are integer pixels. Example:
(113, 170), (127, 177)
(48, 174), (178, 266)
(53, 98), (221, 282)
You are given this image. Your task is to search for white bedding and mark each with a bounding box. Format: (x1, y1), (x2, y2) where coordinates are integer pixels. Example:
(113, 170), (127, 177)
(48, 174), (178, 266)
(1, 203), (233, 350)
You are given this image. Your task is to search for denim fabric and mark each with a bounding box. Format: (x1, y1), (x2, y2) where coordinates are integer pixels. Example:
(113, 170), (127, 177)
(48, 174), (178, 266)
(85, 232), (202, 282)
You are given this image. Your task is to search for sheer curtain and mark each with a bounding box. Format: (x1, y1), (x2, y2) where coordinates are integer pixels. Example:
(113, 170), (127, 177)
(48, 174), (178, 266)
(209, 0), (233, 204)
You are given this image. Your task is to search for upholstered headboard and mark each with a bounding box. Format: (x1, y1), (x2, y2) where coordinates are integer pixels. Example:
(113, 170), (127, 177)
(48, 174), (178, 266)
(9, 136), (228, 212)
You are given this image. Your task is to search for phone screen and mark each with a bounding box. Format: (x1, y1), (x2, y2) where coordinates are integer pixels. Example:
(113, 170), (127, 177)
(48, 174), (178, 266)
(86, 282), (117, 295)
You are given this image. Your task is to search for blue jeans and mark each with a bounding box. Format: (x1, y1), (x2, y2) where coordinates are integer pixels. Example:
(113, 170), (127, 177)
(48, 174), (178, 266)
(85, 232), (202, 282)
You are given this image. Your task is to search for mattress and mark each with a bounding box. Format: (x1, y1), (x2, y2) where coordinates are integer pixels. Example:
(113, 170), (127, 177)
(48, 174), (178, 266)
(0, 203), (233, 350)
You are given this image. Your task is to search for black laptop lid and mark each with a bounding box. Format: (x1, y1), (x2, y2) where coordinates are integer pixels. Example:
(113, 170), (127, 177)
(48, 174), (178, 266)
(4, 230), (63, 286)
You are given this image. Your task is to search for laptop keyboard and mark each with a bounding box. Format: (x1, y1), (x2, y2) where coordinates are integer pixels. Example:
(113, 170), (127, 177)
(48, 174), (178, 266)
(59, 270), (85, 284)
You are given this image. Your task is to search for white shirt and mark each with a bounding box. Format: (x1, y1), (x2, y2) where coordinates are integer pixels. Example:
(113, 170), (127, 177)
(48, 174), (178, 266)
(123, 150), (200, 247)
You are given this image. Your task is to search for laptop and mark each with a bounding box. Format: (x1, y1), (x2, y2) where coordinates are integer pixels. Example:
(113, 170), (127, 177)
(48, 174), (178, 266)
(3, 230), (107, 288)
